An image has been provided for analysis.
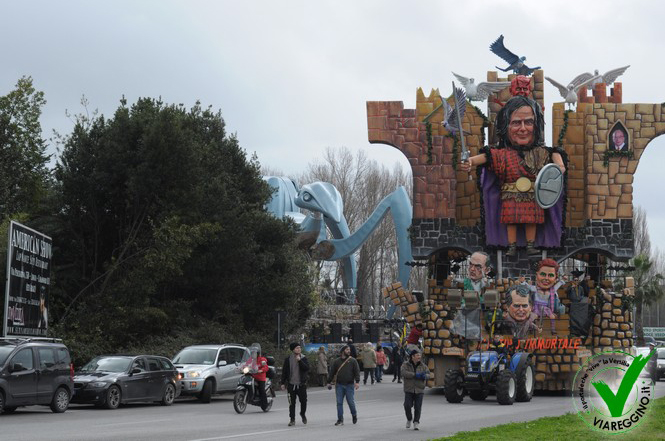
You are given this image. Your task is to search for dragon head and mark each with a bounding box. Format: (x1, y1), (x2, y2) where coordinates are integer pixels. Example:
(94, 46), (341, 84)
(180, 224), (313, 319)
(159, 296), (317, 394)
(295, 181), (343, 223)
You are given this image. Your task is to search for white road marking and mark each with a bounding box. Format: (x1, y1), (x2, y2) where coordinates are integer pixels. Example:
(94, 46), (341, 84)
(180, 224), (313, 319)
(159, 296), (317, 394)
(94, 418), (172, 427)
(187, 427), (306, 441)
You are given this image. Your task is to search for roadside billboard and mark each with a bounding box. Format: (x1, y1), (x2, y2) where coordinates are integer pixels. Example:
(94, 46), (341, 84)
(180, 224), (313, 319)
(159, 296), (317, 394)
(643, 327), (665, 339)
(3, 221), (52, 337)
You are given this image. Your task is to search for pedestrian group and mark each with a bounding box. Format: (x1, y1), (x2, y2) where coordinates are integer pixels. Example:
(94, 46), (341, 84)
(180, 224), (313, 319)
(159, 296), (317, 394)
(279, 338), (429, 431)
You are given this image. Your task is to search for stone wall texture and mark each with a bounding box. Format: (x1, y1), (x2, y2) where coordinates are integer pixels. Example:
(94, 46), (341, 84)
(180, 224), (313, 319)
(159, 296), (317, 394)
(367, 73), (665, 264)
(383, 278), (635, 391)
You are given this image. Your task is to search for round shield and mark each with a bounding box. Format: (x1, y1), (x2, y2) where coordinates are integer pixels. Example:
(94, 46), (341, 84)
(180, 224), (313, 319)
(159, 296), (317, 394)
(535, 163), (564, 209)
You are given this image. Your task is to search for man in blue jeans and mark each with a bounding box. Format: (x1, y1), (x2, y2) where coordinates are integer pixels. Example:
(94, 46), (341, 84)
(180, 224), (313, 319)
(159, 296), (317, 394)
(327, 345), (360, 426)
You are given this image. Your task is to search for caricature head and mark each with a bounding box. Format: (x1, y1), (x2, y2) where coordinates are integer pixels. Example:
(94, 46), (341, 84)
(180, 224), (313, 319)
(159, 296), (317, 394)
(506, 285), (533, 323)
(510, 75), (532, 97)
(496, 96), (544, 148)
(612, 130), (625, 148)
(536, 258), (559, 290)
(468, 251), (490, 282)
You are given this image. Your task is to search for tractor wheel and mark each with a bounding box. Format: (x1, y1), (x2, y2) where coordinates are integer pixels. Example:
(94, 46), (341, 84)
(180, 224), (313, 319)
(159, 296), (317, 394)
(496, 369), (516, 405)
(469, 389), (488, 401)
(382, 347), (394, 375)
(516, 362), (535, 402)
(444, 369), (465, 403)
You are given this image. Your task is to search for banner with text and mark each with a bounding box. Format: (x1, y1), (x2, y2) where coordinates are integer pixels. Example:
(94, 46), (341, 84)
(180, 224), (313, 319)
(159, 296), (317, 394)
(3, 221), (52, 337)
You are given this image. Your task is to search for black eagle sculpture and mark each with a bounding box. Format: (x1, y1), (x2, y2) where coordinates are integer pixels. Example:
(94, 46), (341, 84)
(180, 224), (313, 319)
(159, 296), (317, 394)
(490, 34), (541, 76)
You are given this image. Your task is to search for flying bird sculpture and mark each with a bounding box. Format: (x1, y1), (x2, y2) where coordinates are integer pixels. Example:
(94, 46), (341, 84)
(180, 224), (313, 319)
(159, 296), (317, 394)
(490, 34), (541, 76)
(441, 84), (469, 136)
(452, 72), (511, 102)
(544, 74), (598, 108)
(581, 65), (630, 89)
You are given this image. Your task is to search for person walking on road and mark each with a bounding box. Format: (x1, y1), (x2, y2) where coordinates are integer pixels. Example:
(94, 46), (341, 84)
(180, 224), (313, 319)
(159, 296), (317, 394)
(280, 342), (310, 426)
(401, 348), (430, 431)
(316, 346), (328, 387)
(392, 342), (404, 383)
(347, 337), (358, 358)
(327, 345), (360, 426)
(360, 343), (377, 385)
(375, 345), (386, 383)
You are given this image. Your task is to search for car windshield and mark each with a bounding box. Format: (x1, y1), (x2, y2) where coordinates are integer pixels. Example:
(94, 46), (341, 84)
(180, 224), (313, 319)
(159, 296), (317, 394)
(658, 348), (665, 359)
(80, 356), (132, 373)
(173, 348), (217, 365)
(0, 346), (15, 366)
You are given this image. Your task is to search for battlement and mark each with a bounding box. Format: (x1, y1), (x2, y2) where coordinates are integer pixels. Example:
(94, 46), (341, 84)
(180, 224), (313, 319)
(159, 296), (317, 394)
(578, 82), (623, 104)
(367, 71), (665, 264)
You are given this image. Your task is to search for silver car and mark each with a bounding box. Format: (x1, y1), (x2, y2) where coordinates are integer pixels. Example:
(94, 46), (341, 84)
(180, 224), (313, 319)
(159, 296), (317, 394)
(172, 344), (249, 402)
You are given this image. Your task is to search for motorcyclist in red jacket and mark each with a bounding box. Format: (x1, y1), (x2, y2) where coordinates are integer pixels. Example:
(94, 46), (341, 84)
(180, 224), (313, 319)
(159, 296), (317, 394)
(245, 344), (270, 410)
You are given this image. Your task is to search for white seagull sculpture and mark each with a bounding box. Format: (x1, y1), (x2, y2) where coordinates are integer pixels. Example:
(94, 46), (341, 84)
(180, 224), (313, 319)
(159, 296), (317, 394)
(545, 74), (599, 109)
(452, 72), (511, 102)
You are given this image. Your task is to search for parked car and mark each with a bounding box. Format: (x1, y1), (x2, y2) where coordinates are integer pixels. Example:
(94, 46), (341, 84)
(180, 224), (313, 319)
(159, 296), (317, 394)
(0, 337), (74, 414)
(657, 348), (665, 380)
(72, 355), (179, 409)
(633, 346), (654, 379)
(172, 344), (249, 402)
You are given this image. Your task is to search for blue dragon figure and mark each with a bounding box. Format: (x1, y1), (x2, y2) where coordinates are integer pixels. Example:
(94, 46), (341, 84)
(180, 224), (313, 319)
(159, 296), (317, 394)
(263, 176), (414, 293)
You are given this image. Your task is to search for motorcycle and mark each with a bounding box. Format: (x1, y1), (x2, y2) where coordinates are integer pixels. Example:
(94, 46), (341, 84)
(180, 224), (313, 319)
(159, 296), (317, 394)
(233, 364), (275, 414)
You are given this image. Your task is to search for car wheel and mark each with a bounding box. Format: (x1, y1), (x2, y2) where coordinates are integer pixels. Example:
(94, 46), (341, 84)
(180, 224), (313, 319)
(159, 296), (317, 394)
(516, 362), (535, 402)
(444, 369), (465, 403)
(50, 387), (70, 413)
(104, 385), (122, 409)
(198, 379), (213, 403)
(161, 383), (176, 406)
(0, 391), (5, 414)
(233, 390), (247, 414)
(496, 370), (516, 405)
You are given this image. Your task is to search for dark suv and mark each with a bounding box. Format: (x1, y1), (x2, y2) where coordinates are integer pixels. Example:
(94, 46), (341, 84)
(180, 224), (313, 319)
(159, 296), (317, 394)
(0, 337), (74, 414)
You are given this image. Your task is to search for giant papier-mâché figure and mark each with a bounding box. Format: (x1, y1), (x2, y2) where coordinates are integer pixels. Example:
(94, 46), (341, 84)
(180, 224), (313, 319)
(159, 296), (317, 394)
(461, 96), (567, 256)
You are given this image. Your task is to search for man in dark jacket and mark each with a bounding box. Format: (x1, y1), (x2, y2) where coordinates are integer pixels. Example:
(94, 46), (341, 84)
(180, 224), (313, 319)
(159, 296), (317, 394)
(347, 337), (358, 358)
(401, 348), (430, 431)
(280, 342), (309, 426)
(392, 342), (403, 383)
(327, 345), (360, 426)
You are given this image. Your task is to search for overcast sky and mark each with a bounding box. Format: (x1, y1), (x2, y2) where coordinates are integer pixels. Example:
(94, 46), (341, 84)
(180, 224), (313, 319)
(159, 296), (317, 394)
(2, 0), (665, 254)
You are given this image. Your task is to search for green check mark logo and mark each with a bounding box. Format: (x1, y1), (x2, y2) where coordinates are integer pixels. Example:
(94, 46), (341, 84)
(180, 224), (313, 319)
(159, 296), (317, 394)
(591, 351), (654, 417)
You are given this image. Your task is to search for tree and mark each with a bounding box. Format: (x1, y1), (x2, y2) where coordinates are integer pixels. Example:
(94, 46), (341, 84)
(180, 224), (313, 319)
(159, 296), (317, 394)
(52, 97), (313, 347)
(632, 254), (665, 345)
(300, 147), (412, 309)
(633, 206), (651, 258)
(0, 76), (49, 218)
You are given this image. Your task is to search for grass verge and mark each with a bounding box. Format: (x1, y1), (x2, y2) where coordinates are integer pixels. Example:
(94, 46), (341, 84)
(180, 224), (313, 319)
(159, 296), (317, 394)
(433, 396), (665, 441)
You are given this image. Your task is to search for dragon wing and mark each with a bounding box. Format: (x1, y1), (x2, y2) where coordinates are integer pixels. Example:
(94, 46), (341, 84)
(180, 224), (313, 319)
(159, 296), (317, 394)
(602, 65), (630, 85)
(545, 76), (570, 99)
(490, 34), (519, 65)
(475, 81), (511, 101)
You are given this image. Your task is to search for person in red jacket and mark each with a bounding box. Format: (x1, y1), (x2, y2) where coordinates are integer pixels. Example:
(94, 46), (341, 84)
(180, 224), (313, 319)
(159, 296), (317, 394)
(245, 344), (269, 410)
(406, 323), (423, 355)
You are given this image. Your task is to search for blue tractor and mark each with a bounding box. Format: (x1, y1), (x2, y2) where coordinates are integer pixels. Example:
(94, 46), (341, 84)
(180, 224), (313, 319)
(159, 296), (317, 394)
(443, 347), (535, 405)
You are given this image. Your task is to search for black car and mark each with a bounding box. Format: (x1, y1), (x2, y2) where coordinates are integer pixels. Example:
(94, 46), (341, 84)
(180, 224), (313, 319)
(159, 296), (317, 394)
(72, 355), (179, 409)
(0, 337), (74, 414)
